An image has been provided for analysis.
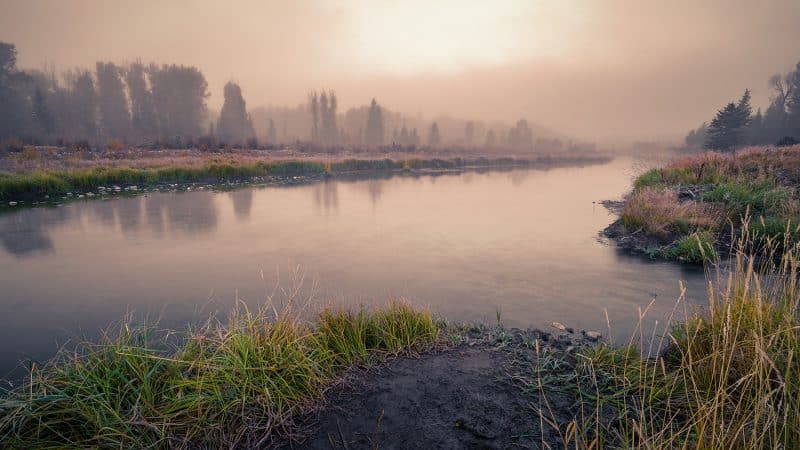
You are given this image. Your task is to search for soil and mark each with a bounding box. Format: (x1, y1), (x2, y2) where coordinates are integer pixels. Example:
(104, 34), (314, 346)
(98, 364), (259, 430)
(289, 327), (599, 450)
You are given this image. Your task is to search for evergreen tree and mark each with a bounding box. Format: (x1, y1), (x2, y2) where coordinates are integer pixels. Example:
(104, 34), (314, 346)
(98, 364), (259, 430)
(267, 118), (277, 144)
(365, 98), (384, 147)
(464, 121), (475, 145)
(428, 122), (441, 146)
(308, 91), (319, 142)
(508, 119), (533, 149)
(409, 127), (419, 146)
(218, 81), (254, 143)
(704, 90), (752, 151)
(485, 129), (496, 148)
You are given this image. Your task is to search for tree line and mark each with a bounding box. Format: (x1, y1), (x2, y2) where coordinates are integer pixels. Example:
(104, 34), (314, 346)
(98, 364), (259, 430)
(1, 40), (592, 153)
(686, 60), (800, 151)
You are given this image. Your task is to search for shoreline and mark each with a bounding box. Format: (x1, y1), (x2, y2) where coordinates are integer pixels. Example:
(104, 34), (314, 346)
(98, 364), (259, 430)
(0, 149), (611, 204)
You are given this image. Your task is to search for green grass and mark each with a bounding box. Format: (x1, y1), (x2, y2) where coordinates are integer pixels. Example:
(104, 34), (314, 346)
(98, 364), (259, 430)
(665, 231), (717, 264)
(0, 301), (438, 448)
(0, 156), (562, 201)
(622, 147), (800, 259)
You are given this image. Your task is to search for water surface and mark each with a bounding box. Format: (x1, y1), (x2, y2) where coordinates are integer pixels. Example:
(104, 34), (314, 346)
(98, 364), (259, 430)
(0, 159), (707, 377)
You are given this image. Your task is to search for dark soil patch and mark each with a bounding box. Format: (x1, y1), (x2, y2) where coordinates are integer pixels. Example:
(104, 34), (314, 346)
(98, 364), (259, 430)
(291, 327), (598, 449)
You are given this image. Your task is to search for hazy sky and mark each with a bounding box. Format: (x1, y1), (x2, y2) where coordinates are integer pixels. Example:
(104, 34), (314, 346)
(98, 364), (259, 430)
(2, 0), (799, 142)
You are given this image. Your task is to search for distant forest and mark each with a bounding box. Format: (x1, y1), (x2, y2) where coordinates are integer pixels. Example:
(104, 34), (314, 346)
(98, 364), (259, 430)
(685, 60), (800, 151)
(0, 41), (594, 154)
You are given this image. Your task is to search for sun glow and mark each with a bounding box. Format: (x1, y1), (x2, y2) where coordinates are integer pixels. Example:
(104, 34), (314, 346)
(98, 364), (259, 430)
(347, 1), (544, 74)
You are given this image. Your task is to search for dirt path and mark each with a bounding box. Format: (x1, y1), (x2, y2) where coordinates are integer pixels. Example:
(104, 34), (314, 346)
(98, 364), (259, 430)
(293, 328), (591, 449)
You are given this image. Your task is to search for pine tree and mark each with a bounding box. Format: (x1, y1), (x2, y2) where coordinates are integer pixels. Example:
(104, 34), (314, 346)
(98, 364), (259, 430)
(704, 90), (752, 151)
(428, 122), (441, 146)
(365, 98), (384, 147)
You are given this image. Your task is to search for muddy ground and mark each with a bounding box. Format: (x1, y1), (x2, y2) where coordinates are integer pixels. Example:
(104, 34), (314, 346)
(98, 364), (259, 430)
(287, 327), (601, 450)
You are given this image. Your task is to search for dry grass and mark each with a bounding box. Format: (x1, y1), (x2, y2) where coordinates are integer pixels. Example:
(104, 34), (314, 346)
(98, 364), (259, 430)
(536, 224), (800, 448)
(621, 187), (720, 237)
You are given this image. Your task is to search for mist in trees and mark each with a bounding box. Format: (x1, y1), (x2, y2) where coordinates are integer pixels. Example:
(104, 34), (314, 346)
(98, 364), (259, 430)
(688, 60), (800, 151)
(1, 40), (592, 153)
(126, 62), (158, 142)
(96, 62), (130, 140)
(217, 81), (255, 144)
(427, 122), (441, 146)
(365, 98), (384, 147)
(508, 119), (533, 149)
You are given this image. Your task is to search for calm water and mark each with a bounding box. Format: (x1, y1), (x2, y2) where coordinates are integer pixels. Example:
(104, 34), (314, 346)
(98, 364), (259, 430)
(0, 158), (707, 377)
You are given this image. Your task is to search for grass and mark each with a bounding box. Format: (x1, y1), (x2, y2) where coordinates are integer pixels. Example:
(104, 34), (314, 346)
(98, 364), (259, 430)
(534, 228), (800, 448)
(0, 152), (601, 201)
(665, 231), (717, 263)
(619, 144), (800, 263)
(620, 187), (719, 237)
(0, 300), (438, 448)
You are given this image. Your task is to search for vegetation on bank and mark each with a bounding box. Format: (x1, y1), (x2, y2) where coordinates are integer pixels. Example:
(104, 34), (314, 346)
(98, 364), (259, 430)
(0, 301), (438, 448)
(1, 229), (798, 448)
(615, 144), (800, 263)
(544, 232), (800, 448)
(0, 154), (588, 201)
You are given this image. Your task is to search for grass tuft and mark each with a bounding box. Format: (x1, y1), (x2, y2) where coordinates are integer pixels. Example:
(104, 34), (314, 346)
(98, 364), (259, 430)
(0, 300), (438, 448)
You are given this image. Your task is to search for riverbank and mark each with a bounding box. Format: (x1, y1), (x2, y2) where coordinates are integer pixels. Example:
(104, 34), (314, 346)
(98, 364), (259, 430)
(603, 144), (800, 264)
(0, 146), (611, 203)
(2, 233), (798, 448)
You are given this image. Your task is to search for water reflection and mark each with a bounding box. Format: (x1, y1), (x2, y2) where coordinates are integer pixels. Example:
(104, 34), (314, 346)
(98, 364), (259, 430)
(312, 180), (339, 215)
(229, 189), (253, 221)
(0, 159), (710, 378)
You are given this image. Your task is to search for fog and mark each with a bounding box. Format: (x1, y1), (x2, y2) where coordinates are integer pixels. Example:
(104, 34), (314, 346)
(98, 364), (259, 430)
(2, 0), (799, 142)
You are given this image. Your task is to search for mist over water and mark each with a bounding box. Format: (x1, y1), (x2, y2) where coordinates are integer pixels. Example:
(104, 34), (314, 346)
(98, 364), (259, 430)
(0, 159), (707, 377)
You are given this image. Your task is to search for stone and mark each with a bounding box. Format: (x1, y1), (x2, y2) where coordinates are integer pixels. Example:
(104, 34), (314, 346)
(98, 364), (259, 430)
(583, 330), (602, 342)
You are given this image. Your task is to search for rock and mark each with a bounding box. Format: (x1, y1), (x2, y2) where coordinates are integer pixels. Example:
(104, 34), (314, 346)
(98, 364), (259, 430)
(551, 322), (567, 331)
(583, 330), (602, 342)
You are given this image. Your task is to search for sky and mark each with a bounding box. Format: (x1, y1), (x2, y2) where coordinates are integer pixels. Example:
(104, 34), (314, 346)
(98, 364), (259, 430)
(1, 0), (799, 142)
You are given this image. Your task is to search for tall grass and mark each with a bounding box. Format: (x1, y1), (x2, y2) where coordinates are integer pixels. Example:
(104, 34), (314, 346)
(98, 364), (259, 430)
(0, 300), (438, 448)
(545, 226), (800, 448)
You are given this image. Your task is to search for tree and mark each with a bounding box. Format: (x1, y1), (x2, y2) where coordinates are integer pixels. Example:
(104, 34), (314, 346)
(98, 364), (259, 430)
(428, 122), (441, 146)
(787, 62), (800, 139)
(484, 129), (496, 148)
(464, 121), (475, 145)
(0, 42), (31, 140)
(32, 86), (55, 134)
(508, 119), (533, 149)
(95, 62), (130, 140)
(148, 64), (209, 140)
(126, 62), (158, 142)
(398, 125), (409, 145)
(267, 118), (277, 144)
(72, 70), (97, 139)
(322, 90), (338, 144)
(308, 91), (319, 142)
(217, 81), (255, 144)
(704, 90), (752, 151)
(684, 122), (707, 149)
(365, 98), (384, 147)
